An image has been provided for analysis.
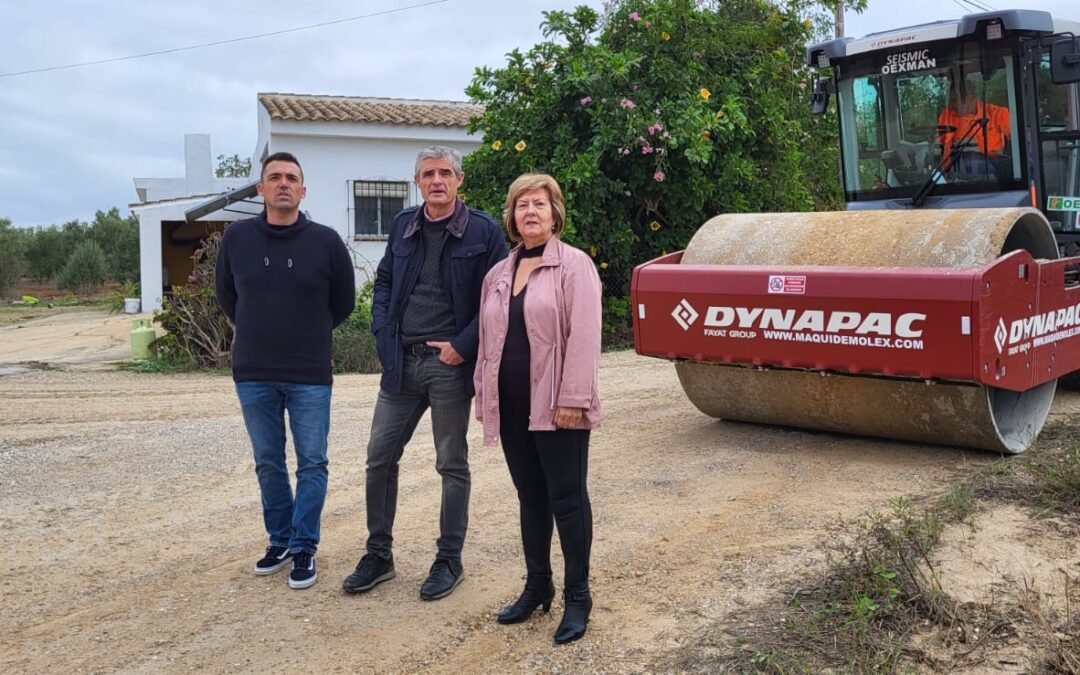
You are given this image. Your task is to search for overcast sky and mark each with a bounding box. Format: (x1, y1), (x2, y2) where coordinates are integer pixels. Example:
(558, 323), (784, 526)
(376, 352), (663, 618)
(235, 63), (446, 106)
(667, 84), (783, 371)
(1, 0), (1076, 227)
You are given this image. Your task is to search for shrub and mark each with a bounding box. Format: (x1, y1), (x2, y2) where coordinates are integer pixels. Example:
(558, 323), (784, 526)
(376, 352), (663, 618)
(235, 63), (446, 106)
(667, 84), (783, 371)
(333, 280), (381, 374)
(602, 296), (634, 349)
(59, 240), (108, 293)
(153, 233), (232, 369)
(0, 218), (28, 298)
(89, 208), (139, 282)
(24, 226), (68, 282)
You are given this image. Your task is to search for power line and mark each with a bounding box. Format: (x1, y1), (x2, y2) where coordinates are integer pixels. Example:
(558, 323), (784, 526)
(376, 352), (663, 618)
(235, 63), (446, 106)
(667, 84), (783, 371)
(951, 0), (994, 17)
(0, 0), (450, 79)
(959, 0), (994, 13)
(950, 0), (973, 16)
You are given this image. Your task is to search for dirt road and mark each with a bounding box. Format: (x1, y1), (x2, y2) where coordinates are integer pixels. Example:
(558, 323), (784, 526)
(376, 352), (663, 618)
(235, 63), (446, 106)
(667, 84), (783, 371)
(0, 308), (147, 365)
(7, 343), (1071, 673)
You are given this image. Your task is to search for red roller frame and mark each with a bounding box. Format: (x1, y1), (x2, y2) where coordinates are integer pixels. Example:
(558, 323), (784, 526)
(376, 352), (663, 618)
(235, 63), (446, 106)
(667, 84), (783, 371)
(631, 249), (1080, 392)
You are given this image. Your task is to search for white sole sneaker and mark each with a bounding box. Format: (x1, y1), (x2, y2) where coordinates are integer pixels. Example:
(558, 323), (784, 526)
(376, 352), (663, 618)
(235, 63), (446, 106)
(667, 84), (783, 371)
(288, 571), (318, 589)
(254, 552), (292, 576)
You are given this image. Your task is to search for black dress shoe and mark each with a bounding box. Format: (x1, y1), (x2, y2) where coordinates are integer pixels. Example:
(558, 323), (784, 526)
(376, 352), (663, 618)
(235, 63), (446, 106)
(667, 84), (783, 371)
(497, 576), (555, 624)
(420, 559), (463, 600)
(342, 553), (395, 594)
(554, 584), (592, 644)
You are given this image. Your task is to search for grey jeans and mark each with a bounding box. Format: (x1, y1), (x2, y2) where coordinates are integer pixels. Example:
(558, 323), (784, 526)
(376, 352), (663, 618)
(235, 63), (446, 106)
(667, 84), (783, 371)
(365, 350), (472, 563)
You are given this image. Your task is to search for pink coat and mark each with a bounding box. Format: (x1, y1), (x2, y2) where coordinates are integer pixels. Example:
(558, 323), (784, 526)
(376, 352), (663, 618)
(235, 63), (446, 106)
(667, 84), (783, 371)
(474, 236), (603, 447)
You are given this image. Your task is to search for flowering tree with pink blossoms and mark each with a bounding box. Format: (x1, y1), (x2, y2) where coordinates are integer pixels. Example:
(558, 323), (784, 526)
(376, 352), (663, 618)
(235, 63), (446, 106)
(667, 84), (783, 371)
(464, 0), (860, 338)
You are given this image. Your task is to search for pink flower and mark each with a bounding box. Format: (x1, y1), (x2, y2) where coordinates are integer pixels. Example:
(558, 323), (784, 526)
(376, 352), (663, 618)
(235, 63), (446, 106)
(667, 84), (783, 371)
(692, 51), (702, 60)
(629, 11), (641, 21)
(798, 81), (807, 90)
(620, 98), (636, 109)
(653, 171), (665, 182)
(580, 95), (593, 105)
(661, 131), (670, 139)
(644, 20), (652, 28)
(642, 146), (654, 154)
(648, 123), (663, 135)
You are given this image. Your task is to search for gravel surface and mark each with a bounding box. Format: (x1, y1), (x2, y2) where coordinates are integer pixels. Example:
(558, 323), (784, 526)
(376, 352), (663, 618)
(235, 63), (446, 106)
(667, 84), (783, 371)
(4, 311), (1078, 672)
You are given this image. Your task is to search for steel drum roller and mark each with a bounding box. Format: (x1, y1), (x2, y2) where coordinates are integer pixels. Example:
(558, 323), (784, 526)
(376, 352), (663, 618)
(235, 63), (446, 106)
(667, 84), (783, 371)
(674, 208), (1058, 453)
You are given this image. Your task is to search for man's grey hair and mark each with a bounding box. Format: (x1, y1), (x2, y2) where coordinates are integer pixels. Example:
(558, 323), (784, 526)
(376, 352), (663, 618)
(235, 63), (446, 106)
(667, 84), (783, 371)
(414, 146), (463, 176)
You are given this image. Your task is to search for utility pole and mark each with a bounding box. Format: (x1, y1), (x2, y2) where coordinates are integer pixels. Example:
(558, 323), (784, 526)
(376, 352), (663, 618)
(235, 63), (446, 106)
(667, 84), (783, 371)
(835, 3), (845, 38)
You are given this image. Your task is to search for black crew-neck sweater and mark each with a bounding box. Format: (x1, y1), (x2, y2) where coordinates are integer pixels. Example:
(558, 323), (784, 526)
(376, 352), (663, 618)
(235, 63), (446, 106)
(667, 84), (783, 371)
(215, 211), (356, 385)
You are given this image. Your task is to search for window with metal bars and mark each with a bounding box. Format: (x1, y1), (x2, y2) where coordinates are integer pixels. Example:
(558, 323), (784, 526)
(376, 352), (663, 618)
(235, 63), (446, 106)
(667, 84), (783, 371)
(354, 181), (407, 236)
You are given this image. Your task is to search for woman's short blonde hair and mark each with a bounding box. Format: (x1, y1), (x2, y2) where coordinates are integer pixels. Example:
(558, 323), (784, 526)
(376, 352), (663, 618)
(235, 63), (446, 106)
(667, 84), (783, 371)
(502, 173), (567, 242)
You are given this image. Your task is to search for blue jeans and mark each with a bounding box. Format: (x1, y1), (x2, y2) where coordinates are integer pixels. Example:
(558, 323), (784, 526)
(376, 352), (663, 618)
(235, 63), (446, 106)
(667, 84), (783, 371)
(235, 381), (332, 555)
(366, 351), (472, 563)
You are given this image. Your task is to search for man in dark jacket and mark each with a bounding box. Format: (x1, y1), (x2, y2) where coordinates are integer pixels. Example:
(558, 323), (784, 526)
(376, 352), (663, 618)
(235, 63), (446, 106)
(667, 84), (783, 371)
(215, 151), (356, 590)
(343, 146), (507, 600)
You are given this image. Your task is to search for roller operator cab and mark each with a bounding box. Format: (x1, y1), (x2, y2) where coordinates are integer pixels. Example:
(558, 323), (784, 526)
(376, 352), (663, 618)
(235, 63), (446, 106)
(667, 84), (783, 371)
(808, 9), (1080, 250)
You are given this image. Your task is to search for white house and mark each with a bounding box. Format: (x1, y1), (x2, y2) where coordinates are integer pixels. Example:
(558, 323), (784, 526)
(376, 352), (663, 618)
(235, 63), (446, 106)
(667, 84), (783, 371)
(130, 134), (252, 313)
(132, 93), (484, 312)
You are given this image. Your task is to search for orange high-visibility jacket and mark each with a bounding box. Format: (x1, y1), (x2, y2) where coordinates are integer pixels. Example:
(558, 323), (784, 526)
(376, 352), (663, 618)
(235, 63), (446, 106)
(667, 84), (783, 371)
(938, 101), (1011, 162)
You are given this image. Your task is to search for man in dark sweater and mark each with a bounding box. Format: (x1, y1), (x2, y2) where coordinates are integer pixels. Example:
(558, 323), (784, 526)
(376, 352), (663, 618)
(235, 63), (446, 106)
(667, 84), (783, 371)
(342, 146), (507, 600)
(215, 152), (356, 590)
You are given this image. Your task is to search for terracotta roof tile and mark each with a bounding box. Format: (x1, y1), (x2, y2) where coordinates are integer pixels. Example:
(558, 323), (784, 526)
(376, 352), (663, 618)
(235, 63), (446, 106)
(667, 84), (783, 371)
(258, 93), (483, 127)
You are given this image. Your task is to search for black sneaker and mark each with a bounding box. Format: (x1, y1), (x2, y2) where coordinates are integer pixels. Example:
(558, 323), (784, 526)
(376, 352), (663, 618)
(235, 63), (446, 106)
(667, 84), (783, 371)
(253, 545), (292, 575)
(342, 553), (396, 594)
(288, 552), (317, 589)
(420, 559), (463, 600)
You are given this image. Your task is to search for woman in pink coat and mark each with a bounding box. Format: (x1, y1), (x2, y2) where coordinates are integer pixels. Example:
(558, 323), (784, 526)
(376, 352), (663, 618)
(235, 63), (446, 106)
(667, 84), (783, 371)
(474, 173), (602, 644)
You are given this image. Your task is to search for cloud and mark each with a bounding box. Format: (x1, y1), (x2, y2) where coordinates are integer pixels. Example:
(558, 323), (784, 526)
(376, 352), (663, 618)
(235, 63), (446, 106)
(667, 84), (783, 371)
(2, 0), (596, 226)
(3, 0), (1076, 226)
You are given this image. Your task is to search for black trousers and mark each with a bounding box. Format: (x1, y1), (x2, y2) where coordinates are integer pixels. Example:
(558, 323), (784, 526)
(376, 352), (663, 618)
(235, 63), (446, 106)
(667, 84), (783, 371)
(499, 396), (592, 588)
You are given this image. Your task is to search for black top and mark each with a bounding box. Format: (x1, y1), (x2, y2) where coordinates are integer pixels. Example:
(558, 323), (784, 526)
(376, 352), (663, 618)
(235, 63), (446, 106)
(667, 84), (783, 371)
(498, 245), (545, 405)
(215, 211), (356, 385)
(400, 211), (458, 346)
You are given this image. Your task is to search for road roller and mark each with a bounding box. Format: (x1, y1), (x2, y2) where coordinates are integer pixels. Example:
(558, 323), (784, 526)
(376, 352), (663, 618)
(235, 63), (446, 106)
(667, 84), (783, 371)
(631, 9), (1080, 452)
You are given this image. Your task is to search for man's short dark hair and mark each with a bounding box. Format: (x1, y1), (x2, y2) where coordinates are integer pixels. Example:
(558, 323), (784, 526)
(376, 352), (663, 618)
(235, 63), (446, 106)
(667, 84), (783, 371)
(261, 152), (303, 182)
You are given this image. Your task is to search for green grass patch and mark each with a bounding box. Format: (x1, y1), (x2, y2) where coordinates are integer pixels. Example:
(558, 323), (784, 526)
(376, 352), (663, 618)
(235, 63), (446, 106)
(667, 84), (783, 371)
(666, 494), (979, 673)
(665, 420), (1080, 674)
(118, 356), (229, 376)
(973, 420), (1080, 516)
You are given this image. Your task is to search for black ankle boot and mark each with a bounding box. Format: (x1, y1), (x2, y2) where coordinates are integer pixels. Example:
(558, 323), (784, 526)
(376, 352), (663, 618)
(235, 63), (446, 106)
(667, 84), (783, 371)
(497, 576), (556, 624)
(554, 584), (592, 644)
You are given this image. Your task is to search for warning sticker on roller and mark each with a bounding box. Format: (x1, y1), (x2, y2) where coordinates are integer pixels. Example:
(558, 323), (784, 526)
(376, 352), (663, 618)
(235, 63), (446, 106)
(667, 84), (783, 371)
(767, 275), (806, 295)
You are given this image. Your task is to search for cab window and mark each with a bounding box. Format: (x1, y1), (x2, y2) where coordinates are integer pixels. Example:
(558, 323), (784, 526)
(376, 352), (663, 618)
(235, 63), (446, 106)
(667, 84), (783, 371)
(1035, 51), (1080, 232)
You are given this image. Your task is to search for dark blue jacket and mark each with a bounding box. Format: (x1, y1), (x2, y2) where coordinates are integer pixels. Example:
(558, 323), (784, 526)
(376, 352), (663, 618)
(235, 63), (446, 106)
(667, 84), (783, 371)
(372, 200), (508, 396)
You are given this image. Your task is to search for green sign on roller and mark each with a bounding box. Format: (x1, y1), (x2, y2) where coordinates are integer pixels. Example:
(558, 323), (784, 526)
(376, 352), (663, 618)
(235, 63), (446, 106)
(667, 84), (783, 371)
(1047, 195), (1080, 211)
